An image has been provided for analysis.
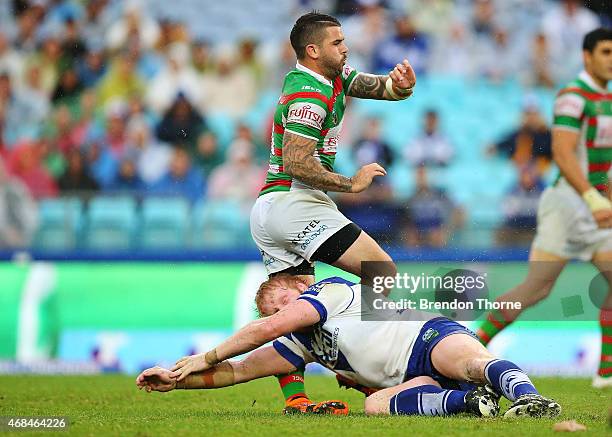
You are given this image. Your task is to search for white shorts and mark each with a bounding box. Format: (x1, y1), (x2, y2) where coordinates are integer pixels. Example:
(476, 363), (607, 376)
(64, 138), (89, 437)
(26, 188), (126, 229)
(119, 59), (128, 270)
(250, 189), (353, 275)
(532, 184), (612, 260)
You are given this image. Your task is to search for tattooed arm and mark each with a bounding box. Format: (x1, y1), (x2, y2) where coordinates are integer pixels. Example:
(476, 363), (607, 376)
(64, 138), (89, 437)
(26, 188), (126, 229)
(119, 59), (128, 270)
(283, 131), (386, 193)
(348, 60), (416, 100)
(283, 131), (353, 192)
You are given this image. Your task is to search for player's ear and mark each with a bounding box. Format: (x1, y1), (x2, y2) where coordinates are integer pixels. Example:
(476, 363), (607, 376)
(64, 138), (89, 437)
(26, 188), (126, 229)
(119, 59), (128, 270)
(296, 280), (309, 292)
(305, 43), (319, 59)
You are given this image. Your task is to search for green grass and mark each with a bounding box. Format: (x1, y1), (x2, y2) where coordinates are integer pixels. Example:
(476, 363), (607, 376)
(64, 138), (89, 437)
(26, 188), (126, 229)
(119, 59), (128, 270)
(0, 376), (610, 436)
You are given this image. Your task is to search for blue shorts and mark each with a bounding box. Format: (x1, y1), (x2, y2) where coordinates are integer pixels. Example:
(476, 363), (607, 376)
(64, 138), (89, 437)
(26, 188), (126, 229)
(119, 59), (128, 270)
(405, 317), (479, 391)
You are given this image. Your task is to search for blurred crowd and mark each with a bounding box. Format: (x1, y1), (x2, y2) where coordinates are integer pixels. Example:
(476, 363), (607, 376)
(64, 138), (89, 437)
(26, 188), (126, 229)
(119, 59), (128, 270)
(0, 0), (609, 249)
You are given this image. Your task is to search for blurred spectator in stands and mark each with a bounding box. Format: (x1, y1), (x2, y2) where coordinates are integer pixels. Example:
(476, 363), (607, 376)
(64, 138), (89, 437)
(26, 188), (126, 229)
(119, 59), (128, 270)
(105, 0), (160, 52)
(8, 140), (58, 199)
(77, 44), (107, 88)
(353, 116), (394, 169)
(372, 14), (429, 76)
(108, 155), (144, 193)
(51, 66), (83, 108)
(523, 32), (555, 88)
(408, 0), (454, 38)
(39, 133), (66, 180)
(70, 90), (98, 147)
(156, 92), (205, 149)
(148, 146), (205, 204)
(13, 7), (39, 53)
(99, 100), (129, 158)
(471, 0), (496, 39)
(336, 117), (393, 209)
(125, 116), (171, 185)
(405, 109), (454, 167)
(58, 148), (99, 193)
(474, 28), (520, 83)
(155, 19), (190, 53)
(25, 32), (63, 96)
(0, 71), (48, 146)
(541, 0), (600, 85)
(0, 31), (24, 83)
(271, 40), (297, 88)
(124, 30), (164, 81)
(430, 22), (474, 77)
(81, 0), (113, 48)
(192, 130), (223, 175)
(207, 139), (265, 206)
(401, 166), (462, 247)
(496, 165), (544, 246)
(0, 157), (38, 248)
(234, 122), (267, 163)
(84, 141), (118, 189)
(487, 99), (552, 174)
(339, 0), (388, 71)
(238, 38), (266, 88)
(60, 17), (87, 64)
(146, 42), (201, 115)
(96, 51), (145, 107)
(191, 39), (214, 76)
(201, 51), (257, 118)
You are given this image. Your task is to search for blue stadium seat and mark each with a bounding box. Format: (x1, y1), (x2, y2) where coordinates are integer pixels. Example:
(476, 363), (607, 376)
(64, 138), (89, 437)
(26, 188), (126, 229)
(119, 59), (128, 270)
(191, 200), (252, 249)
(34, 197), (83, 250)
(85, 196), (138, 250)
(140, 196), (191, 249)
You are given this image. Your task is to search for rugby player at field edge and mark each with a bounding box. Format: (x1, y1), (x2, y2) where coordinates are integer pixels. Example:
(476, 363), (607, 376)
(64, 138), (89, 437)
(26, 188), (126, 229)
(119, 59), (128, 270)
(138, 276), (561, 419)
(475, 28), (612, 389)
(248, 11), (416, 413)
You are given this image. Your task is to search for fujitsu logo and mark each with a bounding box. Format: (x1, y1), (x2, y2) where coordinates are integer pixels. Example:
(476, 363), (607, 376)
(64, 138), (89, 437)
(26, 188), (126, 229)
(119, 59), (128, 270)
(288, 104), (324, 125)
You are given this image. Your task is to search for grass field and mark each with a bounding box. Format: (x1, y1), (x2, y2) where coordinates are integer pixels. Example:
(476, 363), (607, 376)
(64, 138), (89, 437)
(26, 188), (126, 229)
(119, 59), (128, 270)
(0, 375), (610, 436)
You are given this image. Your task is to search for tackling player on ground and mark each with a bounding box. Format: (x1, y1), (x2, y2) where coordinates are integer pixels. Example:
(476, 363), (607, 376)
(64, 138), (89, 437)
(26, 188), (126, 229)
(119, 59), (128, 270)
(476, 28), (612, 388)
(138, 275), (561, 419)
(248, 12), (416, 412)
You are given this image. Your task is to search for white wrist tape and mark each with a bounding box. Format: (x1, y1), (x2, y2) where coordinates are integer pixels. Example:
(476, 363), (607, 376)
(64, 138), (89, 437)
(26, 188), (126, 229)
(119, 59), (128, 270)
(582, 187), (612, 212)
(385, 77), (412, 100)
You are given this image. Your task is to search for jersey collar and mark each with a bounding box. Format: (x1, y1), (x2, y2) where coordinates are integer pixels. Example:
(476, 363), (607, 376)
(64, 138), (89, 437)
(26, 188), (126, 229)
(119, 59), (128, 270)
(579, 70), (608, 94)
(296, 62), (333, 87)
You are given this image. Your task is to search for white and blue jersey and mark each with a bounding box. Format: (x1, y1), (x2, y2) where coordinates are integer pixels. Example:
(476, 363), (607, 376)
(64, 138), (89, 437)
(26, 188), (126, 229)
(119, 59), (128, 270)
(272, 277), (431, 389)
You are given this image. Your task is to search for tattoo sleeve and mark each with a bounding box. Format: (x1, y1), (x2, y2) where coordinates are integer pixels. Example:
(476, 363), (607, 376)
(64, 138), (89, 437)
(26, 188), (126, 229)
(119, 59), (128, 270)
(348, 73), (392, 100)
(283, 131), (353, 192)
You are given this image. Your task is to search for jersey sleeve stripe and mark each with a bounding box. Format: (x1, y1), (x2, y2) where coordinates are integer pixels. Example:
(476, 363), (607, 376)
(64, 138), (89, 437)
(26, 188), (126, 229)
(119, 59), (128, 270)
(273, 123), (285, 134)
(260, 179), (291, 192)
(279, 92), (331, 110)
(273, 340), (306, 369)
(284, 128), (320, 142)
(589, 163), (612, 172)
(557, 87), (611, 101)
(297, 295), (328, 324)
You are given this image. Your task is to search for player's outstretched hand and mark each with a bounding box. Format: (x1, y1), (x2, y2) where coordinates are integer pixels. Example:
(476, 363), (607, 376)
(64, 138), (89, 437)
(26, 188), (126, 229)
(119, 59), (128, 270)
(350, 163), (387, 193)
(136, 366), (177, 393)
(389, 59), (416, 91)
(593, 209), (612, 228)
(170, 353), (211, 381)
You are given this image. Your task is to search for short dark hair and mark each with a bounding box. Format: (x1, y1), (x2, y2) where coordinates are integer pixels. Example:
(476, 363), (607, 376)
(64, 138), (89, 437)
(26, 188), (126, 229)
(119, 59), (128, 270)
(583, 27), (612, 52)
(290, 12), (340, 59)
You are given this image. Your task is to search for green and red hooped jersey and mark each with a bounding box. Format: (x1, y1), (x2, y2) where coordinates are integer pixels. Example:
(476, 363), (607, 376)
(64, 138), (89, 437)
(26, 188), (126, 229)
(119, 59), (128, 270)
(259, 63), (359, 196)
(553, 71), (612, 192)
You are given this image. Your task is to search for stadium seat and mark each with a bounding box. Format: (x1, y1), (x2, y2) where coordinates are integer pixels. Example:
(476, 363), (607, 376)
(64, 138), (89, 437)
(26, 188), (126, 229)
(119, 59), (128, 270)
(191, 200), (252, 249)
(33, 197), (83, 250)
(140, 196), (191, 249)
(84, 196), (139, 250)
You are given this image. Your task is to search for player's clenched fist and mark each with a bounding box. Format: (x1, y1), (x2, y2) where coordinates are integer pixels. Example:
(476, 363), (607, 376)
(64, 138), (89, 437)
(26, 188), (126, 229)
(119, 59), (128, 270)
(350, 163), (387, 193)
